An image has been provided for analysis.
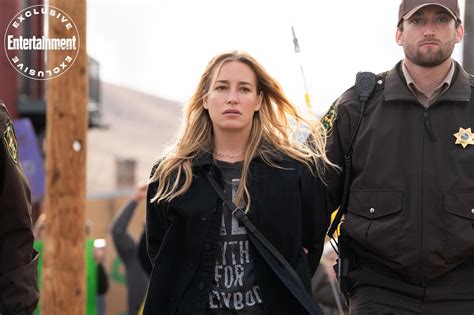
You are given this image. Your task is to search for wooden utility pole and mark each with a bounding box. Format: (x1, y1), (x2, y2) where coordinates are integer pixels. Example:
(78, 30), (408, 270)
(463, 0), (474, 74)
(41, 0), (88, 314)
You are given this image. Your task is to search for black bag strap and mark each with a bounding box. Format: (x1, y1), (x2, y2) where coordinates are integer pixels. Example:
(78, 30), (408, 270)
(205, 170), (323, 315)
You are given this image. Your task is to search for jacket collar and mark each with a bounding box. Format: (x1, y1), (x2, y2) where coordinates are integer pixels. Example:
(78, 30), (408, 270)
(192, 150), (214, 168)
(191, 147), (273, 169)
(192, 149), (265, 202)
(384, 60), (471, 103)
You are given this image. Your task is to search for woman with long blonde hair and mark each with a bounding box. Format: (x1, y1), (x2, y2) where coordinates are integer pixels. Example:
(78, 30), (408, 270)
(144, 51), (331, 314)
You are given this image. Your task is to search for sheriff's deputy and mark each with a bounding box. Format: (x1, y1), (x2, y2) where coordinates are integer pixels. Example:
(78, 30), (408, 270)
(325, 0), (474, 313)
(0, 101), (39, 314)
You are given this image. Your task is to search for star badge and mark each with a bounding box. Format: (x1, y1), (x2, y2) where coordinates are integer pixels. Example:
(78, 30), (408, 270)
(453, 127), (474, 148)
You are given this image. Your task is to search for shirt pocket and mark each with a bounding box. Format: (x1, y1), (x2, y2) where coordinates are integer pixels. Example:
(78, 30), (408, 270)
(443, 191), (474, 263)
(343, 190), (402, 260)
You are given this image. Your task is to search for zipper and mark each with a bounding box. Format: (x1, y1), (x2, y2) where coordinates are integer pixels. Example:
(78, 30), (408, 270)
(420, 110), (430, 287)
(423, 111), (437, 142)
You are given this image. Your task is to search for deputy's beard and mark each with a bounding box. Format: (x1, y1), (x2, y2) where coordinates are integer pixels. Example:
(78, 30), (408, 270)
(404, 41), (455, 67)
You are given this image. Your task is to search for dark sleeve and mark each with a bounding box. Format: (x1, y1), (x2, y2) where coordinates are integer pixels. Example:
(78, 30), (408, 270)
(0, 108), (39, 314)
(97, 263), (109, 295)
(110, 199), (138, 262)
(146, 169), (169, 266)
(325, 100), (351, 212)
(299, 166), (330, 276)
(138, 229), (153, 275)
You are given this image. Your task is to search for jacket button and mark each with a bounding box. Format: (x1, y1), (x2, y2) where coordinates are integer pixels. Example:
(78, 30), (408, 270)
(471, 209), (474, 214)
(369, 207), (375, 214)
(204, 243), (211, 251)
(198, 282), (205, 290)
(201, 216), (207, 221)
(189, 262), (195, 268)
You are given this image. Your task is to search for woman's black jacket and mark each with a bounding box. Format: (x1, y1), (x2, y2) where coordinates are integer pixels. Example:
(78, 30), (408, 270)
(144, 152), (330, 314)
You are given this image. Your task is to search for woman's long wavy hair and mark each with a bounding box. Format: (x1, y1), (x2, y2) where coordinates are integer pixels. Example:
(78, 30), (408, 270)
(150, 51), (334, 211)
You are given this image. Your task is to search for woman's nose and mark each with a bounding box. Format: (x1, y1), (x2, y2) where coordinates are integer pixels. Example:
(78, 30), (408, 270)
(226, 89), (238, 104)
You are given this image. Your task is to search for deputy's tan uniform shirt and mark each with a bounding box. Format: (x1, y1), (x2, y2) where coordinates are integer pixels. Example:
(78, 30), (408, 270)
(402, 59), (455, 107)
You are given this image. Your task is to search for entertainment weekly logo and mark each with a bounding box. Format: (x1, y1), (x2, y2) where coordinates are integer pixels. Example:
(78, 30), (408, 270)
(3, 5), (80, 80)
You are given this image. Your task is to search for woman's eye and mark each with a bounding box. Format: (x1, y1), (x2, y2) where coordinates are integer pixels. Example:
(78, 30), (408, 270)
(215, 85), (227, 91)
(240, 87), (251, 92)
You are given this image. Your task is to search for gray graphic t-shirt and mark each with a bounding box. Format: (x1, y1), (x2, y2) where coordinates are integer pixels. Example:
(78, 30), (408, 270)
(206, 160), (265, 314)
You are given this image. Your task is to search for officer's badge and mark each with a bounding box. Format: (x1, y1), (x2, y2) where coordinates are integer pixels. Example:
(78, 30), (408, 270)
(3, 120), (19, 164)
(453, 127), (474, 148)
(321, 104), (337, 135)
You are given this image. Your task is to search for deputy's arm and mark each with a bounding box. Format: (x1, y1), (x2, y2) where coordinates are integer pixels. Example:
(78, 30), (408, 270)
(324, 95), (355, 212)
(0, 103), (39, 315)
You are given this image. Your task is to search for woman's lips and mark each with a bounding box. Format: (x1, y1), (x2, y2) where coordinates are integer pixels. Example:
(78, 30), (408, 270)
(223, 109), (241, 115)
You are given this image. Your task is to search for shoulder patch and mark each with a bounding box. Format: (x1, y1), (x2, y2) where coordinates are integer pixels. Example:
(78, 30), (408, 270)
(321, 103), (337, 135)
(3, 120), (19, 164)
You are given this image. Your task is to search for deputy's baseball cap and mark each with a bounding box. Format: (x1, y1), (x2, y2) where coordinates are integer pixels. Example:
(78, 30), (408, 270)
(398, 0), (461, 25)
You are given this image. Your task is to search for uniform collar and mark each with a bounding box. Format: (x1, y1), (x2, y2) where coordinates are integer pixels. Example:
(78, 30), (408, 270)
(402, 59), (454, 105)
(384, 60), (471, 103)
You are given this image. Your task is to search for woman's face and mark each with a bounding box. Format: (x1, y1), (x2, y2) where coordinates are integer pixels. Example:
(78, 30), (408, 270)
(205, 60), (262, 135)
